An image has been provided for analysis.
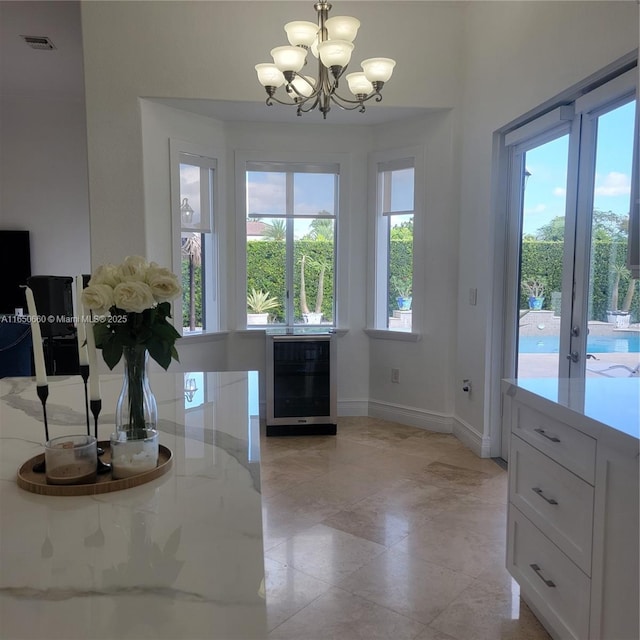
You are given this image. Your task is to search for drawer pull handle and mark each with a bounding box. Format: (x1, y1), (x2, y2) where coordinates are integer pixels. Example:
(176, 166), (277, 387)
(532, 487), (558, 505)
(530, 563), (556, 588)
(534, 427), (561, 443)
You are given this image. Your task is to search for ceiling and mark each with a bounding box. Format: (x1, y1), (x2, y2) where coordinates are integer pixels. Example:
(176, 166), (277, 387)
(1, 0), (431, 125)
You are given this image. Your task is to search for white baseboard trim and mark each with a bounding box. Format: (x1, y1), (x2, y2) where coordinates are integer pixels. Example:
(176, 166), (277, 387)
(452, 416), (492, 458)
(338, 399), (369, 416)
(367, 400), (453, 433)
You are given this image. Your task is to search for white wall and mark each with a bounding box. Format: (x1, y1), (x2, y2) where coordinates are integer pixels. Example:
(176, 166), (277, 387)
(0, 96), (91, 278)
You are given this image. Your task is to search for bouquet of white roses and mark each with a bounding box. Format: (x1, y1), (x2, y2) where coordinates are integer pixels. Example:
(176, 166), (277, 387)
(82, 255), (182, 369)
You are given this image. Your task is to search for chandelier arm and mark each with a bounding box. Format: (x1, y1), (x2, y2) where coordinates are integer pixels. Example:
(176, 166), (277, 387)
(329, 94), (366, 112)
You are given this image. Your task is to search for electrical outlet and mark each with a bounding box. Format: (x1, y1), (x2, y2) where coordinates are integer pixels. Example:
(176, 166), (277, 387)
(391, 368), (400, 383)
(462, 379), (472, 393)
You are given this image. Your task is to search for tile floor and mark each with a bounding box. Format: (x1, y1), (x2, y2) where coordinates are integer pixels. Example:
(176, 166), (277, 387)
(260, 417), (551, 640)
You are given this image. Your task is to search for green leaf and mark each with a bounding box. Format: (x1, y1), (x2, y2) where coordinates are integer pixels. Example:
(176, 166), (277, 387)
(171, 344), (180, 362)
(102, 339), (123, 369)
(147, 338), (172, 370)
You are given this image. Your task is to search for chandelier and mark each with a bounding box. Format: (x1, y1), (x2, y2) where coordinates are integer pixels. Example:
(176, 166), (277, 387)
(255, 2), (396, 119)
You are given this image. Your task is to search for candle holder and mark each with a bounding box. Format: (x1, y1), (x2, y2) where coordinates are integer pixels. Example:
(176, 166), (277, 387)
(90, 399), (111, 475)
(79, 364), (90, 437)
(32, 384), (50, 473)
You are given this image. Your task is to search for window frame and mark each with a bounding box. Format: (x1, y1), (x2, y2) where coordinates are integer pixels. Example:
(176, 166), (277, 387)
(235, 151), (348, 331)
(170, 139), (221, 336)
(367, 146), (423, 339)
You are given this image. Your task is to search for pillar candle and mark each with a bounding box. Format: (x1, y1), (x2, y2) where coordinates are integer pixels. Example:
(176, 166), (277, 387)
(24, 287), (47, 386)
(75, 276), (89, 367)
(85, 313), (101, 401)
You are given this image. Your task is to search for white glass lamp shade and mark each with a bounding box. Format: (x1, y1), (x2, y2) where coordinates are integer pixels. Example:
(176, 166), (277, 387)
(361, 57), (396, 82)
(311, 36), (319, 58)
(271, 46), (307, 73)
(325, 16), (360, 43)
(346, 72), (373, 96)
(255, 63), (285, 88)
(317, 40), (354, 68)
(284, 21), (318, 47)
(290, 75), (316, 98)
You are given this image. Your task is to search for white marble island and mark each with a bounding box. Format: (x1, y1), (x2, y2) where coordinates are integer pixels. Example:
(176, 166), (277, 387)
(503, 377), (639, 640)
(0, 371), (266, 640)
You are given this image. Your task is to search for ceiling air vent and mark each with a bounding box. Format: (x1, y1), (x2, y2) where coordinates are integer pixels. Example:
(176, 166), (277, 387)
(21, 35), (56, 50)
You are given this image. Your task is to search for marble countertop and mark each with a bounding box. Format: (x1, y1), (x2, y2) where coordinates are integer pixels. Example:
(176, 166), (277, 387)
(503, 377), (640, 443)
(0, 371), (266, 640)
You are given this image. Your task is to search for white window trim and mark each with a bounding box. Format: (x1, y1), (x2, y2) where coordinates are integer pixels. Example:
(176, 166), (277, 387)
(367, 145), (424, 338)
(235, 150), (350, 331)
(169, 138), (225, 337)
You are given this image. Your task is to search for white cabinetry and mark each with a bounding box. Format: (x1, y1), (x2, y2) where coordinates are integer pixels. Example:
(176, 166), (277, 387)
(505, 383), (639, 640)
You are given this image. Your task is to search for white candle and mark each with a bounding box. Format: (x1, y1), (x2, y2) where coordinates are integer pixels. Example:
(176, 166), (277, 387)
(85, 313), (101, 401)
(75, 276), (89, 367)
(24, 287), (47, 386)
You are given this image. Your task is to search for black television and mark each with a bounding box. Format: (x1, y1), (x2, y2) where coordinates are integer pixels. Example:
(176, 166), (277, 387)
(0, 230), (31, 315)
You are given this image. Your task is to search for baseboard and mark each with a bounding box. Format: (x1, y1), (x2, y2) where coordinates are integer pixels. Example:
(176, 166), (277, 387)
(452, 415), (492, 458)
(367, 400), (453, 433)
(338, 399), (369, 416)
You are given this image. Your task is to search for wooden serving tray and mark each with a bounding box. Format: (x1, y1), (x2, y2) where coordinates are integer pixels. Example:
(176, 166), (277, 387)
(16, 441), (173, 496)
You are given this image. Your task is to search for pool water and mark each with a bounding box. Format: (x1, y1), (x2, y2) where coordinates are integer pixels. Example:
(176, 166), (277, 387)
(519, 334), (640, 354)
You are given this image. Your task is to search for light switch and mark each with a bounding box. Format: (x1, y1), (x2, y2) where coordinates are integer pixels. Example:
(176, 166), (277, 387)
(469, 288), (477, 306)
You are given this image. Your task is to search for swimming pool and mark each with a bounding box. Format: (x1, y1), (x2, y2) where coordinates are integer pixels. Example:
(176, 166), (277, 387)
(519, 333), (640, 354)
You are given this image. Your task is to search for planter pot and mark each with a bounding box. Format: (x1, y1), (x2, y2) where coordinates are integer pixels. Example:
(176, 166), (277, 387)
(397, 297), (412, 311)
(528, 296), (544, 310)
(607, 311), (631, 328)
(303, 312), (323, 324)
(247, 313), (269, 325)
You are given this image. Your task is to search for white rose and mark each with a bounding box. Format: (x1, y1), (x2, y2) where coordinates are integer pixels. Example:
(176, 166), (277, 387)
(146, 264), (182, 302)
(113, 281), (155, 313)
(89, 264), (120, 288)
(117, 255), (149, 282)
(81, 284), (115, 315)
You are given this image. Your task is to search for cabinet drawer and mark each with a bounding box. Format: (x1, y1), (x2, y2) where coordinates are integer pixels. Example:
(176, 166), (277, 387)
(507, 506), (591, 640)
(513, 403), (596, 483)
(509, 435), (593, 574)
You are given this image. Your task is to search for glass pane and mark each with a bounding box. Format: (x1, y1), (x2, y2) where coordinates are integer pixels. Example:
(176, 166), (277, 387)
(294, 218), (334, 325)
(294, 173), (335, 216)
(181, 232), (204, 334)
(517, 134), (569, 377)
(586, 100), (639, 377)
(180, 163), (200, 230)
(246, 217), (285, 325)
(247, 171), (286, 216)
(387, 213), (413, 331)
(381, 167), (415, 214)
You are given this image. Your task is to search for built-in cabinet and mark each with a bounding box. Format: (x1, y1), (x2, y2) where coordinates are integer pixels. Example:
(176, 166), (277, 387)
(504, 381), (639, 640)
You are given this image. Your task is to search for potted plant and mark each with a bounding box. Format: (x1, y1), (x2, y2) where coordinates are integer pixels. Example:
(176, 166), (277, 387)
(247, 288), (279, 325)
(607, 264), (637, 328)
(522, 279), (545, 310)
(300, 255), (327, 324)
(390, 276), (412, 311)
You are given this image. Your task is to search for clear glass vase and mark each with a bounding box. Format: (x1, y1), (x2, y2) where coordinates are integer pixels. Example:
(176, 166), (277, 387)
(111, 345), (159, 479)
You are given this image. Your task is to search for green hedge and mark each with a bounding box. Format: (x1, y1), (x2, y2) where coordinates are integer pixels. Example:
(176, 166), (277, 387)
(521, 240), (638, 322)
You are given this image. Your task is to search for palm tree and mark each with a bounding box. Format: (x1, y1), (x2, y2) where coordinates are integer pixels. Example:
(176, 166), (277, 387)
(181, 233), (201, 331)
(264, 219), (286, 241)
(306, 218), (334, 241)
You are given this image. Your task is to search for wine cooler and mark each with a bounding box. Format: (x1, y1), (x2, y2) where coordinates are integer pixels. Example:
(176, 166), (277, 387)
(266, 333), (337, 436)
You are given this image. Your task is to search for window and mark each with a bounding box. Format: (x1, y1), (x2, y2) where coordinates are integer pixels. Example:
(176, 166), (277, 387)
(171, 143), (218, 335)
(244, 161), (338, 328)
(373, 156), (416, 332)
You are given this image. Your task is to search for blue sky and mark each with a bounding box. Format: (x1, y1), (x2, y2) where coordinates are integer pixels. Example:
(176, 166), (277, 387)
(523, 100), (635, 236)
